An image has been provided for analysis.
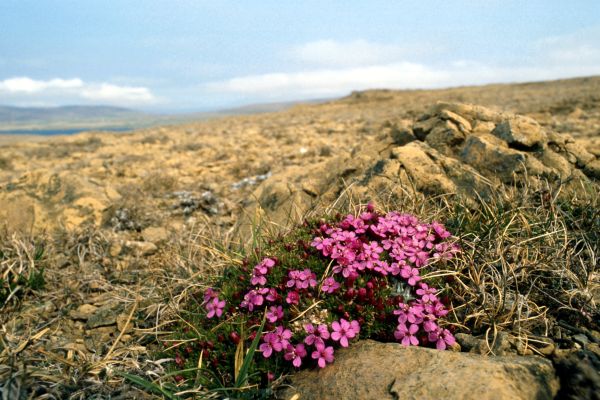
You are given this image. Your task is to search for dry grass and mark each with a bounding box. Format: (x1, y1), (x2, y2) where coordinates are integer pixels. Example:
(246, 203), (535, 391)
(341, 179), (599, 354)
(1, 177), (597, 399)
(0, 233), (47, 314)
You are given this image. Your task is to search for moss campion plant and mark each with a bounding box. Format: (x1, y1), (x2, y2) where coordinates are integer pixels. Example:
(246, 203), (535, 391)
(167, 204), (459, 390)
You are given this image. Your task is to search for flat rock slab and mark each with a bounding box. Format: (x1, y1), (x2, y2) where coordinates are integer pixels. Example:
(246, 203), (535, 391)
(285, 340), (558, 400)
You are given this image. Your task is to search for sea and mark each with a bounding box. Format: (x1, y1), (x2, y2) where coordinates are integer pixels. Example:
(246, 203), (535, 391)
(0, 127), (133, 136)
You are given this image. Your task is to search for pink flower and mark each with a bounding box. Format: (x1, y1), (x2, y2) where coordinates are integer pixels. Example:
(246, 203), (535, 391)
(428, 328), (456, 350)
(423, 317), (438, 333)
(303, 323), (330, 347)
(286, 269), (318, 290)
(251, 258), (276, 286)
(240, 289), (264, 311)
(205, 297), (225, 318)
(285, 291), (299, 305)
(311, 343), (335, 368)
(255, 258), (275, 274)
(400, 266), (421, 286)
(394, 303), (424, 325)
(284, 343), (307, 368)
(321, 277), (340, 294)
(395, 323), (420, 347)
(251, 274), (267, 286)
(274, 326), (292, 349)
(259, 332), (283, 358)
(266, 305), (284, 323)
(416, 283), (438, 303)
(311, 237), (334, 256)
(265, 288), (279, 302)
(203, 288), (217, 304)
(431, 222), (451, 239)
(331, 319), (360, 347)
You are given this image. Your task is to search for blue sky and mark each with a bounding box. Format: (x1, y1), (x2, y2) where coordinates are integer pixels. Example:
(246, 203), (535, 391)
(1, 1), (599, 112)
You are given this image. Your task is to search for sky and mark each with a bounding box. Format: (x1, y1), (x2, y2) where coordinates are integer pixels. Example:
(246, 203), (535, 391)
(1, 1), (599, 112)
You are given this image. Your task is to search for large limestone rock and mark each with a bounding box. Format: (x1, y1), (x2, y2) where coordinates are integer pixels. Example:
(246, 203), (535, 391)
(236, 102), (598, 241)
(284, 340), (559, 400)
(491, 115), (547, 149)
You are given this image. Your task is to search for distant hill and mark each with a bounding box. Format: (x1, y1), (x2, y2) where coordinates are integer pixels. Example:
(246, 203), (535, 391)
(0, 101), (320, 134)
(0, 105), (143, 124)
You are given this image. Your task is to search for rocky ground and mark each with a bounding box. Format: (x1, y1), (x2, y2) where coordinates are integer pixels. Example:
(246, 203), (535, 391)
(0, 76), (599, 399)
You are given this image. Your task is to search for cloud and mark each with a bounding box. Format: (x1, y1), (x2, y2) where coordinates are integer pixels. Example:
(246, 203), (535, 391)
(536, 26), (600, 66)
(0, 76), (156, 106)
(81, 83), (155, 102)
(291, 39), (416, 68)
(0, 77), (83, 93)
(207, 31), (600, 102)
(208, 62), (449, 97)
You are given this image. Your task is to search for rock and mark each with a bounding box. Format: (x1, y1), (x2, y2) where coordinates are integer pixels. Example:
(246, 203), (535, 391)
(124, 240), (158, 256)
(425, 119), (466, 154)
(492, 116), (546, 149)
(116, 313), (134, 334)
(412, 117), (438, 140)
(69, 304), (98, 321)
(391, 142), (456, 194)
(573, 334), (590, 347)
(427, 101), (508, 124)
(583, 159), (600, 179)
(540, 148), (574, 179)
(389, 125), (416, 146)
(537, 341), (556, 357)
(565, 142), (595, 167)
(285, 340), (558, 400)
(454, 333), (482, 352)
(86, 304), (121, 329)
(554, 349), (600, 400)
(460, 135), (527, 182)
(439, 109), (472, 133)
(142, 226), (169, 244)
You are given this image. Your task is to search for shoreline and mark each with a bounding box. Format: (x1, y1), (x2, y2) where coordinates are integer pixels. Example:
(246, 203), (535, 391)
(0, 134), (53, 146)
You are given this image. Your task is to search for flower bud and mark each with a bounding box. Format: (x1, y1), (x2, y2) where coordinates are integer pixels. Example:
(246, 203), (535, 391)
(230, 332), (240, 345)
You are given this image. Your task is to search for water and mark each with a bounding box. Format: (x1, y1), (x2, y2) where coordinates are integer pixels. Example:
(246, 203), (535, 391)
(0, 126), (133, 136)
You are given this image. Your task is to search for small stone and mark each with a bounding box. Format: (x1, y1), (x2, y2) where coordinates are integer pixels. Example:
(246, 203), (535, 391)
(69, 304), (98, 321)
(536, 341), (556, 357)
(565, 142), (595, 167)
(142, 227), (169, 244)
(413, 117), (439, 140)
(86, 304), (120, 329)
(389, 125), (416, 146)
(455, 333), (482, 352)
(124, 240), (158, 256)
(572, 334), (589, 347)
(439, 109), (472, 133)
(116, 314), (134, 334)
(492, 116), (546, 149)
(583, 159), (600, 179)
(109, 241), (122, 257)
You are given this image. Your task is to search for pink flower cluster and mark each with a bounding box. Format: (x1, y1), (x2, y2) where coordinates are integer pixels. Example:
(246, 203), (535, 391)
(259, 318), (359, 368)
(312, 210), (459, 280)
(200, 204), (459, 372)
(393, 284), (456, 349)
(286, 269), (318, 290)
(202, 288), (225, 318)
(312, 207), (458, 349)
(251, 257), (276, 286)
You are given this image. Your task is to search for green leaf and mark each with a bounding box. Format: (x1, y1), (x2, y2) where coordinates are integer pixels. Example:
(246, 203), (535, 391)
(115, 370), (179, 400)
(235, 312), (266, 389)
